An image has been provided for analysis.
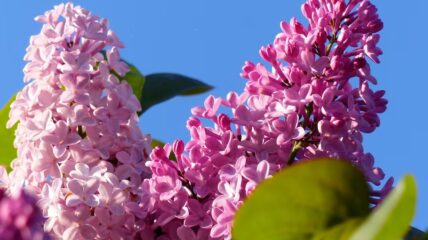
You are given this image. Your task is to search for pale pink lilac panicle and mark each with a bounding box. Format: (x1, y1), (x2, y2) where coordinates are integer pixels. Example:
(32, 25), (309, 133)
(8, 3), (151, 239)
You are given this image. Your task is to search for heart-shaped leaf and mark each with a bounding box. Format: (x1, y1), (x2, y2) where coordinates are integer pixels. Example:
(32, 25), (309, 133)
(233, 158), (418, 240)
(232, 159), (370, 240)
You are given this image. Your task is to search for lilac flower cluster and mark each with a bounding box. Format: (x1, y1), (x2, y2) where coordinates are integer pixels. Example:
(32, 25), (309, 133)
(0, 186), (49, 240)
(7, 3), (151, 239)
(142, 0), (393, 239)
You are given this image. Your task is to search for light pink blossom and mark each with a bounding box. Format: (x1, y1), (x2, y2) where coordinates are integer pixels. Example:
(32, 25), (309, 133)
(8, 3), (151, 239)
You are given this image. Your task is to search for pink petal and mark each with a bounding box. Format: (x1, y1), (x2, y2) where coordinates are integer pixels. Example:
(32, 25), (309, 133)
(95, 208), (111, 226)
(184, 215), (200, 228)
(85, 178), (99, 194)
(116, 151), (132, 164)
(64, 133), (81, 145)
(210, 223), (229, 239)
(242, 168), (258, 182)
(75, 163), (90, 176)
(79, 225), (97, 239)
(53, 145), (67, 158)
(257, 160), (270, 180)
(67, 179), (84, 195)
(85, 194), (100, 207)
(177, 227), (197, 240)
(200, 216), (213, 229)
(65, 195), (82, 207)
(110, 203), (125, 215)
(63, 226), (79, 240)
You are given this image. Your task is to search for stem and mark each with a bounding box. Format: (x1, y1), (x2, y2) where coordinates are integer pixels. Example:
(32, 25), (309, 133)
(325, 32), (337, 56)
(287, 103), (314, 165)
(303, 103), (313, 128)
(287, 141), (302, 166)
(326, 15), (348, 56)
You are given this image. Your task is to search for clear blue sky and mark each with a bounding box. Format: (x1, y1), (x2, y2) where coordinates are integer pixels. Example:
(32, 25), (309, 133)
(1, 0), (427, 229)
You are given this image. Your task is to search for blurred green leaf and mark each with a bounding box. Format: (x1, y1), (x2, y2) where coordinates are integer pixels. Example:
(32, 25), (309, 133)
(233, 159), (418, 240)
(139, 73), (212, 114)
(0, 95), (17, 171)
(232, 159), (370, 240)
(350, 175), (417, 240)
(313, 218), (364, 240)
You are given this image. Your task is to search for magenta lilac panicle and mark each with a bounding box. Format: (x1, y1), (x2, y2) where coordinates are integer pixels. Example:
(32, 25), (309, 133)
(143, 0), (393, 239)
(7, 3), (151, 239)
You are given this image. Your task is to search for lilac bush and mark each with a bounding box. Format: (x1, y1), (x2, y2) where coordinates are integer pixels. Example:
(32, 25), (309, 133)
(7, 3), (151, 239)
(0, 0), (400, 239)
(142, 0), (393, 239)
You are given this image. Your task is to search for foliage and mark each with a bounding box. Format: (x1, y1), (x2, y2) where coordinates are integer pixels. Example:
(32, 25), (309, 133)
(233, 159), (418, 240)
(0, 95), (17, 170)
(139, 73), (212, 114)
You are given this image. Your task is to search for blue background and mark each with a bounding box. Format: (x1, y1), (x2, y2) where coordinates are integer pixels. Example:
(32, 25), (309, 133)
(1, 0), (426, 230)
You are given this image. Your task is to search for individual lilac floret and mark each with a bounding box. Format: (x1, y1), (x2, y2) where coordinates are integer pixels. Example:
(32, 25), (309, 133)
(142, 0), (392, 239)
(0, 189), (50, 240)
(7, 3), (151, 239)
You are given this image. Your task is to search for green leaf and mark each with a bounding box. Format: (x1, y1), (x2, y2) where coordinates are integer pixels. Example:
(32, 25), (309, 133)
(119, 63), (145, 100)
(232, 159), (370, 240)
(313, 218), (364, 240)
(0, 95), (17, 171)
(232, 158), (418, 240)
(350, 175), (417, 240)
(139, 73), (212, 114)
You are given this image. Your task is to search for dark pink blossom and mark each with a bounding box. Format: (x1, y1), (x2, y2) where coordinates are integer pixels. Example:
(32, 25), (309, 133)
(142, 0), (391, 239)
